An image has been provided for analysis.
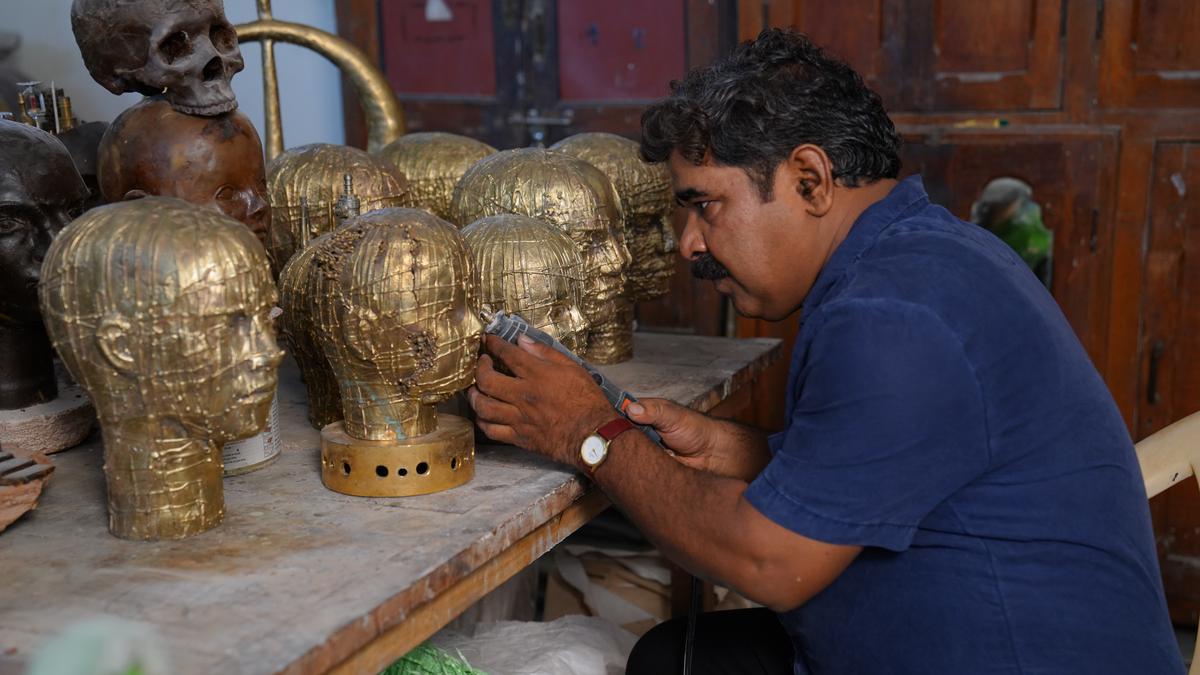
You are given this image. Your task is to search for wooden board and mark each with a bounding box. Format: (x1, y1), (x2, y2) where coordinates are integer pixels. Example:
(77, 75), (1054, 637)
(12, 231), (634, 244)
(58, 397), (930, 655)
(0, 333), (779, 675)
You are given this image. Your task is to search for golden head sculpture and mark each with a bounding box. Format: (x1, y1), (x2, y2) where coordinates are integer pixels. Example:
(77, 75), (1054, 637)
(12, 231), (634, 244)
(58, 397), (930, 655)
(265, 143), (406, 273)
(278, 231), (342, 430)
(551, 132), (677, 301)
(39, 197), (283, 539)
(311, 207), (481, 497)
(98, 97), (271, 246)
(449, 148), (633, 363)
(375, 132), (497, 221)
(462, 214), (588, 353)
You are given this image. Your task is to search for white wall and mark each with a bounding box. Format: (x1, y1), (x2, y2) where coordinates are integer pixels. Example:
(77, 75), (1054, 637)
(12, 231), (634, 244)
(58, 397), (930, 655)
(6, 0), (345, 147)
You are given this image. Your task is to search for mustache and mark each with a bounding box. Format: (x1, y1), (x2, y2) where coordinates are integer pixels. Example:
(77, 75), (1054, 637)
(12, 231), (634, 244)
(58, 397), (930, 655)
(690, 253), (731, 280)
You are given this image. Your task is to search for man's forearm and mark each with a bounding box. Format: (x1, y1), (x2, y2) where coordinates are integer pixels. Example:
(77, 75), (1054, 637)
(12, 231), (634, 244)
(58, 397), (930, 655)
(592, 429), (768, 600)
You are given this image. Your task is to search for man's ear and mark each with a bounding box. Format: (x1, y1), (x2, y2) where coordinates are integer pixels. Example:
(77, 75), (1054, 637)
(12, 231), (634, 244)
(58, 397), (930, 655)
(96, 315), (136, 374)
(787, 144), (836, 217)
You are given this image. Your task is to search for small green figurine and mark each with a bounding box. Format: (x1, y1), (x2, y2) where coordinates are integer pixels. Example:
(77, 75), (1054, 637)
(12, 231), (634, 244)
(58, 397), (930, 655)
(971, 177), (1053, 289)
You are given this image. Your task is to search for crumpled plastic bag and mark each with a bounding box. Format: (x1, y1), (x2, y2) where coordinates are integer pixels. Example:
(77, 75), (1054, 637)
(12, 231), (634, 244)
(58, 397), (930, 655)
(430, 614), (638, 675)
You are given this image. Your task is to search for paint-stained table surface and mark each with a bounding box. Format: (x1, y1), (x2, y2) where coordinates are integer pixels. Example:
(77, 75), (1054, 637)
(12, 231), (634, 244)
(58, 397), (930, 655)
(0, 332), (780, 675)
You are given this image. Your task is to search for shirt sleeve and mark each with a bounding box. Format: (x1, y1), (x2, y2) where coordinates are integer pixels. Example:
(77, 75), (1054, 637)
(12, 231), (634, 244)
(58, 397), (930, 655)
(744, 298), (990, 552)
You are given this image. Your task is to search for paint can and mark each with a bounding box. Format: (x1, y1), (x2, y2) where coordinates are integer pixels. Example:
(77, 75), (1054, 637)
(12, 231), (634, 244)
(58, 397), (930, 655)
(222, 392), (281, 476)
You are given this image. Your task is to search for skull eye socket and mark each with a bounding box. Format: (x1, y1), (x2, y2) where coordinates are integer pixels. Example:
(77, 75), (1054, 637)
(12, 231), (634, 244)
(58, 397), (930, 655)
(159, 31), (191, 64)
(210, 24), (237, 53)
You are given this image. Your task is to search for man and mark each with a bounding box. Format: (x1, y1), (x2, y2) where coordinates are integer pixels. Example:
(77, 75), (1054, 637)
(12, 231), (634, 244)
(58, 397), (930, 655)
(467, 29), (1183, 674)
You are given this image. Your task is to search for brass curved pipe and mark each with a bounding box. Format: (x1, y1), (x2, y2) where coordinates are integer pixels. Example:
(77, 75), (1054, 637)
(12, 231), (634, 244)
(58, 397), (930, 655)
(235, 19), (404, 159)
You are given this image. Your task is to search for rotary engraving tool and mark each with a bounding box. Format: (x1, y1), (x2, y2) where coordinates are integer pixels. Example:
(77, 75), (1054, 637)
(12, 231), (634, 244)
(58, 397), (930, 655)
(480, 309), (665, 448)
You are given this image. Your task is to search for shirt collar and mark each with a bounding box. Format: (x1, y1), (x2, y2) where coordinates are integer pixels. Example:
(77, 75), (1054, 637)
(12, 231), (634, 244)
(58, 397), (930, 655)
(800, 174), (930, 319)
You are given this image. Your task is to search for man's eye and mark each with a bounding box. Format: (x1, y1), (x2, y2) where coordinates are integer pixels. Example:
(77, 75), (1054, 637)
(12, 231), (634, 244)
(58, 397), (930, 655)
(695, 200), (712, 213)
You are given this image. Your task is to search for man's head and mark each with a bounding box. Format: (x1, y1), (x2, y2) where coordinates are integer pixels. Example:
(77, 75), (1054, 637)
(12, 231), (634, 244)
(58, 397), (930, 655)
(640, 28), (901, 319)
(98, 97), (270, 245)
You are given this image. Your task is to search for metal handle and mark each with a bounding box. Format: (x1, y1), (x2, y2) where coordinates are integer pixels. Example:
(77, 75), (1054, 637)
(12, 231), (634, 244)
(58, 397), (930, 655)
(1147, 340), (1164, 405)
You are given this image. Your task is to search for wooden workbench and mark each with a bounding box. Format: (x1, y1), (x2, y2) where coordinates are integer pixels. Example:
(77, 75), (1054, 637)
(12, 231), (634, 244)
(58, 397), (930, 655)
(0, 333), (779, 675)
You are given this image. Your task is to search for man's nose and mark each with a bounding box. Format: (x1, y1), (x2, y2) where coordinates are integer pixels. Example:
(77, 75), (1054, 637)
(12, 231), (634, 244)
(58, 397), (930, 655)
(676, 211), (706, 260)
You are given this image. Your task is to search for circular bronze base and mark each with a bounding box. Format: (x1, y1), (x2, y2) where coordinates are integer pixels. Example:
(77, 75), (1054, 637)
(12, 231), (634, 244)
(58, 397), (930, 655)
(320, 415), (475, 497)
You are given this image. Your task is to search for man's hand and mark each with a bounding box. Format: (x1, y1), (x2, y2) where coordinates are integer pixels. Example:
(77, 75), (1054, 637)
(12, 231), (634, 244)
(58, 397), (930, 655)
(628, 398), (772, 481)
(467, 334), (615, 467)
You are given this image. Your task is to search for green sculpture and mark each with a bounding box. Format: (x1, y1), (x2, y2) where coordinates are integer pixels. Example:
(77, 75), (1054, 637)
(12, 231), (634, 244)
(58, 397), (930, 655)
(971, 177), (1052, 289)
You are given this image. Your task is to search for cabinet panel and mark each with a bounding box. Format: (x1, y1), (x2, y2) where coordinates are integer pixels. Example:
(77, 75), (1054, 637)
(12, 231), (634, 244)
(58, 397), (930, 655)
(557, 0), (685, 102)
(781, 0), (1064, 111)
(1100, 0), (1200, 108)
(898, 129), (1117, 364)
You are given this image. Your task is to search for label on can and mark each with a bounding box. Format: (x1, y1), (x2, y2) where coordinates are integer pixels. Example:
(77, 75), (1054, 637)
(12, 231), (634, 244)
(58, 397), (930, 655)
(222, 393), (281, 475)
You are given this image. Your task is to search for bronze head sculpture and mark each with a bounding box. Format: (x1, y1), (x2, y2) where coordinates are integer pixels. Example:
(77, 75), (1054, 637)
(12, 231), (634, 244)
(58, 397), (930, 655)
(278, 232), (342, 430)
(449, 148), (634, 363)
(70, 0), (244, 116)
(311, 208), (481, 497)
(98, 97), (270, 245)
(39, 197), (283, 539)
(266, 143), (406, 273)
(462, 214), (588, 353)
(552, 132), (677, 301)
(0, 120), (88, 410)
(375, 132), (497, 221)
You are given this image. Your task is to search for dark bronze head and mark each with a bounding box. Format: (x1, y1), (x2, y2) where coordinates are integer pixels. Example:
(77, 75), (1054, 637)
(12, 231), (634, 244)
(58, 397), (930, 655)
(0, 120), (88, 409)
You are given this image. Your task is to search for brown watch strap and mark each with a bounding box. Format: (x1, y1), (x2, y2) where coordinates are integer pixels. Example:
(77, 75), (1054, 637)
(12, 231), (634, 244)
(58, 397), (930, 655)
(597, 417), (636, 442)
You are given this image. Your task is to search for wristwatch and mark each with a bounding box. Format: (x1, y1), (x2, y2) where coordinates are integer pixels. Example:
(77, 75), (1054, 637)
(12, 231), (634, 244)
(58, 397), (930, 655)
(580, 417), (636, 474)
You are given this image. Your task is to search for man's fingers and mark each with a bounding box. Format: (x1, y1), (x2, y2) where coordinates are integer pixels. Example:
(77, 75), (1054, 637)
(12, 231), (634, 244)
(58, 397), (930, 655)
(484, 334), (540, 377)
(467, 386), (524, 426)
(475, 354), (524, 403)
(626, 397), (684, 430)
(517, 334), (577, 366)
(476, 419), (518, 445)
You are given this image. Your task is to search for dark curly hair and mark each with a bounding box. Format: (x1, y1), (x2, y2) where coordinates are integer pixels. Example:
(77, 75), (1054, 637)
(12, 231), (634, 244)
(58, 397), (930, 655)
(641, 28), (901, 200)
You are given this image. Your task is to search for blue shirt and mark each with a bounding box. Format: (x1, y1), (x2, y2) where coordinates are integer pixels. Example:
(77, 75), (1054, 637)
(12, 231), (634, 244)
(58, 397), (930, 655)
(744, 176), (1183, 675)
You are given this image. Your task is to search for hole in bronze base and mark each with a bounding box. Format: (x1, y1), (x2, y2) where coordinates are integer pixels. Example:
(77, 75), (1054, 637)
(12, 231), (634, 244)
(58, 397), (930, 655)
(375, 465), (388, 477)
(417, 462), (429, 475)
(341, 461), (351, 476)
(398, 467), (408, 477)
(451, 457), (458, 470)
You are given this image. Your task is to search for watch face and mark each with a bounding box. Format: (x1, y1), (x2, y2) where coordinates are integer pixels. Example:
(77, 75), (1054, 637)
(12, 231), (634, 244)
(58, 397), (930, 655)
(581, 434), (607, 466)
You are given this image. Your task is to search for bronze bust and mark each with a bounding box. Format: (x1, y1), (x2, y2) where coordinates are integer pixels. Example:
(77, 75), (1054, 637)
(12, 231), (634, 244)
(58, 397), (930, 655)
(0, 120), (88, 410)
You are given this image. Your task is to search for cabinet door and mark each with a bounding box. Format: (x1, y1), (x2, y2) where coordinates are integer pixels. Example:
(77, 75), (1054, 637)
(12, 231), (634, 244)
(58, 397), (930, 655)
(1142, 142), (1200, 624)
(1099, 0), (1200, 108)
(899, 128), (1118, 363)
(743, 0), (1065, 112)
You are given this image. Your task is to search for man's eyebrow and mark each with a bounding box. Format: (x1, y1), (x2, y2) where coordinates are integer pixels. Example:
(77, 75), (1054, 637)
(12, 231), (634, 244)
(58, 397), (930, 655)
(674, 187), (708, 205)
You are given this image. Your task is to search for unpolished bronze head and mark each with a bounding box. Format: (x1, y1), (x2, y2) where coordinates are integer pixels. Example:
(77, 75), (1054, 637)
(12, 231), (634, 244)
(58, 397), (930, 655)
(70, 0), (244, 116)
(266, 143), (407, 273)
(98, 97), (270, 245)
(463, 214), (587, 353)
(552, 132), (677, 301)
(450, 148), (633, 363)
(0, 120), (88, 409)
(375, 132), (497, 221)
(39, 197), (283, 539)
(278, 235), (342, 429)
(311, 208), (481, 442)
